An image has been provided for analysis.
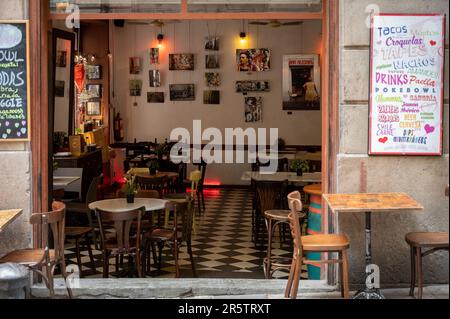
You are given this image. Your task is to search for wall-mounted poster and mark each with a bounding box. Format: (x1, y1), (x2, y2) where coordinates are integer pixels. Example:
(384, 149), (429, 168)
(237, 49), (270, 72)
(55, 80), (65, 97)
(205, 72), (220, 87)
(86, 101), (101, 116)
(56, 50), (67, 67)
(86, 84), (102, 98)
(129, 79), (142, 96)
(150, 48), (159, 64)
(129, 57), (142, 74)
(203, 90), (220, 104)
(205, 36), (219, 51)
(0, 21), (30, 141)
(149, 70), (161, 87)
(236, 81), (270, 93)
(282, 54), (320, 110)
(205, 55), (220, 69)
(369, 14), (445, 155)
(147, 92), (164, 103)
(86, 65), (102, 80)
(169, 54), (194, 70)
(169, 84), (195, 101)
(245, 96), (262, 123)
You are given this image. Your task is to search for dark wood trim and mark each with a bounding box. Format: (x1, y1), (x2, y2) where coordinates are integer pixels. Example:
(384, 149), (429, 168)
(30, 0), (50, 248)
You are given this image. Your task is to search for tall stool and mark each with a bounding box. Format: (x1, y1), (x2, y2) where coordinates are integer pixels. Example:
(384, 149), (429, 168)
(264, 208), (306, 279)
(406, 232), (449, 299)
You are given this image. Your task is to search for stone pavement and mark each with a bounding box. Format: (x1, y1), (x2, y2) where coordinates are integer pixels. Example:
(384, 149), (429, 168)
(30, 278), (449, 299)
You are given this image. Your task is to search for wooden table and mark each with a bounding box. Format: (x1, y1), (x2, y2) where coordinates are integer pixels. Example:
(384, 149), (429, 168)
(53, 176), (81, 187)
(241, 171), (321, 184)
(88, 198), (167, 212)
(322, 192), (423, 299)
(0, 209), (23, 232)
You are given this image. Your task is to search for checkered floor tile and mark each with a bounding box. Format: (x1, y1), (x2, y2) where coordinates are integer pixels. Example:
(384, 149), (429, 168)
(63, 188), (308, 279)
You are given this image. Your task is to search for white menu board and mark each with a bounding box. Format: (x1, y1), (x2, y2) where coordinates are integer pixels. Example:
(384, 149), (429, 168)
(369, 14), (445, 155)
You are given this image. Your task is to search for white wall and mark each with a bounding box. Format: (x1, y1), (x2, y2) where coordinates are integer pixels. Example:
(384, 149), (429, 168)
(112, 20), (322, 184)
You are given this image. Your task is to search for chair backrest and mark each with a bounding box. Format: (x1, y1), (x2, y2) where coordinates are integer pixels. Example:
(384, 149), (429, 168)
(188, 170), (201, 197)
(95, 207), (144, 254)
(195, 160), (207, 188)
(253, 179), (288, 213)
(30, 201), (66, 261)
(165, 197), (194, 243)
(136, 175), (167, 196)
(85, 174), (102, 205)
(287, 191), (303, 212)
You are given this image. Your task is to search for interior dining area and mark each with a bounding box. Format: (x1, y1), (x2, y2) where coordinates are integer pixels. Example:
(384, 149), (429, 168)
(46, 1), (327, 286)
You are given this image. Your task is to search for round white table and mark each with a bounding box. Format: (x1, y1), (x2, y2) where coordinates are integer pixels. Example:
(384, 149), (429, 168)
(88, 198), (167, 212)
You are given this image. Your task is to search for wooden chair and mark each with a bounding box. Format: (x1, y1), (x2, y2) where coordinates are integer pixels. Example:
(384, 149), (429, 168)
(64, 175), (101, 275)
(252, 179), (288, 247)
(285, 191), (350, 299)
(0, 202), (73, 298)
(136, 175), (167, 198)
(95, 206), (145, 278)
(405, 232), (449, 299)
(142, 198), (196, 278)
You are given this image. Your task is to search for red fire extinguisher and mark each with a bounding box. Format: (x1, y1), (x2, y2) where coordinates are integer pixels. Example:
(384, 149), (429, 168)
(114, 113), (124, 141)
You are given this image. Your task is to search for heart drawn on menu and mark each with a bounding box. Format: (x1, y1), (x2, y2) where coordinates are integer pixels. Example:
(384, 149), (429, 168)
(2, 134), (7, 139)
(15, 123), (19, 128)
(378, 137), (388, 144)
(21, 128), (27, 134)
(430, 40), (437, 46)
(6, 129), (11, 134)
(17, 132), (21, 137)
(5, 121), (9, 127)
(21, 121), (26, 126)
(424, 124), (435, 134)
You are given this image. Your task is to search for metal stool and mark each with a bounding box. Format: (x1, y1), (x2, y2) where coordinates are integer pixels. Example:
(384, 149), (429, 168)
(263, 209), (306, 279)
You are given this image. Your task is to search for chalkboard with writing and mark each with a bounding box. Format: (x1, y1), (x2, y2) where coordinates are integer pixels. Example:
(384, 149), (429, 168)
(0, 21), (29, 141)
(369, 14), (445, 155)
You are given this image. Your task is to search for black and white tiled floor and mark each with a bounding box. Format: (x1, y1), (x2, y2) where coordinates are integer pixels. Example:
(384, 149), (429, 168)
(64, 188), (308, 279)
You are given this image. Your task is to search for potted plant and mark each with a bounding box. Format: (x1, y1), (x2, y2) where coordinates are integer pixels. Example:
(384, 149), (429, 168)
(147, 160), (159, 175)
(290, 159), (309, 176)
(123, 174), (137, 203)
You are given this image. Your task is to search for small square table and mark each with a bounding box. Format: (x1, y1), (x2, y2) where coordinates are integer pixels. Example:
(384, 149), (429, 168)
(322, 192), (423, 299)
(0, 209), (23, 232)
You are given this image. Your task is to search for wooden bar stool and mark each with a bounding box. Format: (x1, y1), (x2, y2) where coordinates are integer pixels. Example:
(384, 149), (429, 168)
(405, 232), (449, 299)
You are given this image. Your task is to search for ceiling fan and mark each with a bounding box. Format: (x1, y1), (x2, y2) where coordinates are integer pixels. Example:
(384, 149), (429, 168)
(249, 20), (303, 28)
(127, 20), (181, 27)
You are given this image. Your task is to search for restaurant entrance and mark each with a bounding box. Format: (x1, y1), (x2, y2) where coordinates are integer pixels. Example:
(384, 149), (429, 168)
(32, 0), (339, 285)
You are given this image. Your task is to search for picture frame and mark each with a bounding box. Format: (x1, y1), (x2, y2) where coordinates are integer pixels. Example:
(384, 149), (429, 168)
(236, 49), (270, 72)
(205, 55), (219, 69)
(86, 100), (101, 116)
(282, 54), (320, 110)
(55, 80), (65, 97)
(149, 47), (159, 64)
(56, 50), (67, 67)
(205, 72), (221, 87)
(147, 92), (165, 103)
(169, 54), (194, 71)
(86, 84), (102, 98)
(169, 84), (195, 101)
(129, 56), (142, 74)
(203, 90), (220, 105)
(149, 70), (161, 87)
(129, 79), (142, 96)
(236, 80), (270, 93)
(245, 96), (263, 123)
(205, 36), (219, 51)
(86, 64), (102, 80)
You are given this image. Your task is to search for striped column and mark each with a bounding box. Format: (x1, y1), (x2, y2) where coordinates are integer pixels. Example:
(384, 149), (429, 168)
(303, 183), (322, 280)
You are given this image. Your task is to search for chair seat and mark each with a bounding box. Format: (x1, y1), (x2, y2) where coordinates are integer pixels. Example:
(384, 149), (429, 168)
(405, 232), (449, 248)
(0, 249), (56, 265)
(65, 226), (94, 237)
(145, 228), (182, 241)
(302, 234), (349, 251)
(264, 210), (306, 221)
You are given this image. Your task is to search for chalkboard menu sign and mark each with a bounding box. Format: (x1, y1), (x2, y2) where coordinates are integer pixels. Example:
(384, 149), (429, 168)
(0, 21), (29, 141)
(369, 14), (445, 155)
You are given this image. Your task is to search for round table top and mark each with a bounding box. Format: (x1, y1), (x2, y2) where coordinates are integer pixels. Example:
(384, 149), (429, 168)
(303, 183), (322, 196)
(88, 198), (167, 212)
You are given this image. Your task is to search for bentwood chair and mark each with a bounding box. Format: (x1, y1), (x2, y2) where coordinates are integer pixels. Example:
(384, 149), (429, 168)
(0, 202), (73, 298)
(285, 191), (350, 299)
(406, 232), (449, 299)
(136, 175), (167, 198)
(95, 206), (145, 278)
(142, 198), (196, 278)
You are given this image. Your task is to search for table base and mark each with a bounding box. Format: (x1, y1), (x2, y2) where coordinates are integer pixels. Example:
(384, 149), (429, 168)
(353, 287), (385, 299)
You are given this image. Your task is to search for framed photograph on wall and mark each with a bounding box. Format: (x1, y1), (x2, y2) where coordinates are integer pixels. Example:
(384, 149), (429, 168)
(86, 65), (102, 80)
(205, 55), (219, 69)
(149, 70), (161, 87)
(129, 57), (142, 74)
(149, 48), (159, 64)
(55, 80), (65, 97)
(236, 49), (270, 72)
(169, 84), (195, 101)
(56, 50), (67, 67)
(282, 54), (320, 110)
(147, 92), (165, 103)
(169, 54), (194, 70)
(245, 96), (262, 123)
(236, 80), (270, 93)
(129, 79), (142, 96)
(368, 14), (445, 155)
(203, 90), (220, 104)
(86, 101), (101, 116)
(205, 36), (219, 51)
(205, 72), (221, 87)
(86, 84), (102, 98)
